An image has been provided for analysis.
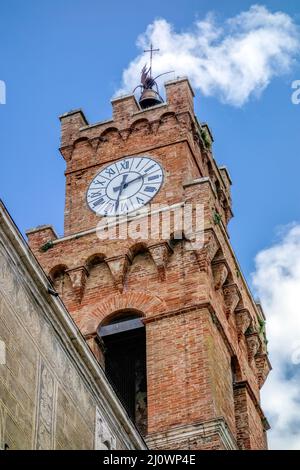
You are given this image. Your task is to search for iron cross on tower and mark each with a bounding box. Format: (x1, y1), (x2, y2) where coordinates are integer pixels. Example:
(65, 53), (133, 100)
(144, 43), (159, 77)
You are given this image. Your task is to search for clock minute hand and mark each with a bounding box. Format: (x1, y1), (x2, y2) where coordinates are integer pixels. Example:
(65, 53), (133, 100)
(113, 175), (143, 193)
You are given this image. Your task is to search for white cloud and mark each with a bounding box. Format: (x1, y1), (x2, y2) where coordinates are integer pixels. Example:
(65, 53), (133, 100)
(252, 224), (300, 449)
(117, 5), (299, 106)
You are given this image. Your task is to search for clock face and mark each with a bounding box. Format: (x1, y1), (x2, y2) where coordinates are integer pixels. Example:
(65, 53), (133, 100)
(86, 156), (164, 216)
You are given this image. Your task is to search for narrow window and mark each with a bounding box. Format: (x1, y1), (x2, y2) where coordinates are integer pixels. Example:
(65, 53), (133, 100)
(98, 313), (147, 434)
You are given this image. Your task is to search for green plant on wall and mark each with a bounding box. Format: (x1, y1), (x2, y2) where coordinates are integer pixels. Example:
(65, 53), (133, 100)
(213, 211), (222, 225)
(40, 240), (54, 252)
(200, 128), (211, 149)
(258, 316), (268, 346)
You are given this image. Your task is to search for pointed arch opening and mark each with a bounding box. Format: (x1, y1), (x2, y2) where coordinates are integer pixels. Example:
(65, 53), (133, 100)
(97, 310), (147, 435)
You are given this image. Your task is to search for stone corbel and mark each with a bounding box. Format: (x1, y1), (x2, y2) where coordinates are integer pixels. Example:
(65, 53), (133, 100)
(223, 283), (241, 317)
(245, 332), (261, 364)
(212, 260), (229, 290)
(235, 308), (252, 341)
(259, 334), (268, 355)
(148, 242), (173, 281)
(224, 202), (233, 225)
(205, 231), (220, 263)
(66, 266), (89, 302)
(89, 138), (100, 150)
(151, 120), (160, 135)
(255, 353), (271, 388)
(119, 129), (130, 141)
(177, 113), (192, 131)
(59, 145), (74, 162)
(105, 254), (131, 292)
(195, 230), (220, 272)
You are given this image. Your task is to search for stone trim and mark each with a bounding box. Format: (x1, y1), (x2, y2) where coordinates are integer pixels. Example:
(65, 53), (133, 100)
(146, 418), (237, 450)
(110, 93), (138, 104)
(59, 108), (88, 123)
(79, 118), (114, 131)
(26, 225), (59, 238)
(218, 166), (232, 185)
(133, 102), (168, 116)
(183, 176), (217, 198)
(36, 201), (185, 248)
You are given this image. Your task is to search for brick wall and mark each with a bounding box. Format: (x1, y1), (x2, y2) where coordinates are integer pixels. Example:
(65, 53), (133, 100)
(26, 77), (270, 450)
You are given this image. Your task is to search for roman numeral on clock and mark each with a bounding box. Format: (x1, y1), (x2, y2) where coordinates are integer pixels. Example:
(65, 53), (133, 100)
(105, 168), (116, 177)
(144, 186), (156, 193)
(144, 164), (156, 173)
(148, 175), (160, 181)
(89, 191), (103, 198)
(120, 201), (129, 212)
(120, 161), (129, 170)
(93, 197), (105, 207)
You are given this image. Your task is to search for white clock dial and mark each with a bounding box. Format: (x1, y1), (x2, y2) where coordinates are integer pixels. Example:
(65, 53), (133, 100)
(86, 156), (164, 216)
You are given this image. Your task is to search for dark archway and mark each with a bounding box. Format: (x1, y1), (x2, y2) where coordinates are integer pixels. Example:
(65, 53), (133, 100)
(98, 312), (147, 434)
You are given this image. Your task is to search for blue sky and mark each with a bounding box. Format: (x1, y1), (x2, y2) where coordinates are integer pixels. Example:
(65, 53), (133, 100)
(1, 0), (300, 449)
(0, 0), (299, 277)
(0, 0), (300, 275)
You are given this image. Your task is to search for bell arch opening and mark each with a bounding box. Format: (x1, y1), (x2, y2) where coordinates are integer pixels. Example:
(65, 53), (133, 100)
(97, 311), (147, 435)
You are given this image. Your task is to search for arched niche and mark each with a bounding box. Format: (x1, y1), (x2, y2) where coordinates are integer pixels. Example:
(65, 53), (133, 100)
(126, 243), (157, 287)
(84, 254), (113, 291)
(128, 118), (151, 138)
(99, 127), (122, 148)
(158, 112), (178, 132)
(72, 137), (94, 163)
(85, 253), (106, 271)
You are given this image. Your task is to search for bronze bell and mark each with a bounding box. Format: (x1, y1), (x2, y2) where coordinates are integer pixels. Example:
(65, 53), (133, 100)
(139, 88), (163, 109)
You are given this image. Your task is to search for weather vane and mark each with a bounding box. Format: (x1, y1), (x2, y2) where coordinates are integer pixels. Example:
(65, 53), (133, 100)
(133, 43), (174, 109)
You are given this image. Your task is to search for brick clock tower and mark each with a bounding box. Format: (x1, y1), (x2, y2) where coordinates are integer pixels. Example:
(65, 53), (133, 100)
(27, 71), (271, 450)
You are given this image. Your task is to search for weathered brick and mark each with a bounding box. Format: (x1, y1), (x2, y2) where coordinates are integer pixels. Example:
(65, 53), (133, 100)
(27, 77), (270, 450)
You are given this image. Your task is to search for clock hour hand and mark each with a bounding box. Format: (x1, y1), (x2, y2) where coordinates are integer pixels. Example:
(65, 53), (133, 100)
(113, 175), (143, 193)
(115, 174), (128, 212)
